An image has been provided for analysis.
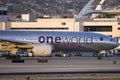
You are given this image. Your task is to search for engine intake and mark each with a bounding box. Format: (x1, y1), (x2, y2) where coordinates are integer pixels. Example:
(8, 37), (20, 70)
(32, 44), (52, 57)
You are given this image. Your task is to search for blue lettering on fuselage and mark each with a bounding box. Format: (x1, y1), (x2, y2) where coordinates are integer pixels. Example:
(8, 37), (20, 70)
(38, 36), (93, 43)
(39, 36), (61, 43)
(39, 36), (45, 43)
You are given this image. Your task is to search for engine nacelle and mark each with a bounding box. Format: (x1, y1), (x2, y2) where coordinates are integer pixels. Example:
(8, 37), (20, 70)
(32, 44), (52, 57)
(0, 45), (2, 49)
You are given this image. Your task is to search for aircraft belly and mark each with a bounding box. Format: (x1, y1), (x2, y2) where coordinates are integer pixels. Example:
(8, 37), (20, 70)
(53, 42), (115, 52)
(53, 43), (97, 52)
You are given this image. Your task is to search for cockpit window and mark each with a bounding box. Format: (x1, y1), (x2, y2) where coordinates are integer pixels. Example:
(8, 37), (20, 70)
(110, 39), (113, 41)
(100, 37), (103, 41)
(110, 38), (116, 42)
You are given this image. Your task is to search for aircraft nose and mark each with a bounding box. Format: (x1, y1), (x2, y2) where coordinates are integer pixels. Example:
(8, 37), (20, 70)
(105, 38), (119, 50)
(112, 40), (119, 48)
(116, 41), (119, 47)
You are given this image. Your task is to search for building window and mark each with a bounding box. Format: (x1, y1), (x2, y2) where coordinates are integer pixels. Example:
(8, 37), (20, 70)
(0, 11), (2, 15)
(84, 26), (112, 32)
(62, 22), (66, 25)
(0, 11), (7, 15)
(118, 28), (120, 30)
(118, 22), (120, 25)
(3, 11), (7, 15)
(11, 27), (69, 30)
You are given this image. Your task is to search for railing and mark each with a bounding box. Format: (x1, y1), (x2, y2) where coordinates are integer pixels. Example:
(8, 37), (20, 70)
(76, 18), (120, 22)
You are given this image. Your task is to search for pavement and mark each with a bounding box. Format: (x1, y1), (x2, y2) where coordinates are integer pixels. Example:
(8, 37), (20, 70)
(0, 57), (120, 80)
(0, 57), (120, 74)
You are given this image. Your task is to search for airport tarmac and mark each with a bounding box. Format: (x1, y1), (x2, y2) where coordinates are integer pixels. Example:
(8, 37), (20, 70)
(0, 57), (120, 74)
(0, 57), (120, 80)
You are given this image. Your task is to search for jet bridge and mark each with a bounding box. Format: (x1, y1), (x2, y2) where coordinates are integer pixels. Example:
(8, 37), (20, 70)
(76, 0), (120, 21)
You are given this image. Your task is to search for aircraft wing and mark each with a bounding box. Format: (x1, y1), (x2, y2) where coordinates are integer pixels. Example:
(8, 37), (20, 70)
(0, 38), (53, 57)
(0, 38), (35, 50)
(0, 38), (35, 55)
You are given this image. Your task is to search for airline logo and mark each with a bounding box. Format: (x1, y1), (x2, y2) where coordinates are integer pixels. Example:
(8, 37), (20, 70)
(39, 36), (93, 44)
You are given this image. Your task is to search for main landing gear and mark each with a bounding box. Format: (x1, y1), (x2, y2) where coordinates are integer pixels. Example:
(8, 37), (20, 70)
(6, 54), (24, 63)
(6, 54), (20, 60)
(93, 52), (103, 60)
(96, 50), (106, 60)
(97, 54), (103, 60)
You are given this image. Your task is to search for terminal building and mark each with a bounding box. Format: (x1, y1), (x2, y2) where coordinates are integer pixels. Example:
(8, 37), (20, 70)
(0, 0), (119, 39)
(0, 0), (120, 39)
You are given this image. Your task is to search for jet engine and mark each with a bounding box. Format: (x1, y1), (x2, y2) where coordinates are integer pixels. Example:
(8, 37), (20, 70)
(32, 44), (52, 57)
(0, 45), (2, 49)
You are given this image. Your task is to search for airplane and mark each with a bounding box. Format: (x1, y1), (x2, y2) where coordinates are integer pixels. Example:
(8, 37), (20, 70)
(0, 30), (118, 60)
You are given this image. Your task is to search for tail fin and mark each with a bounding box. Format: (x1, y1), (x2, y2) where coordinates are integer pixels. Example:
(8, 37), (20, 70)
(76, 0), (95, 21)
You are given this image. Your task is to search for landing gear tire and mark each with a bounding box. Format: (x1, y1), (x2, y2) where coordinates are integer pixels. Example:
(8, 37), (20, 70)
(38, 59), (48, 63)
(97, 54), (102, 60)
(12, 55), (20, 60)
(6, 54), (12, 59)
(5, 54), (24, 63)
(6, 54), (20, 60)
(11, 55), (24, 63)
